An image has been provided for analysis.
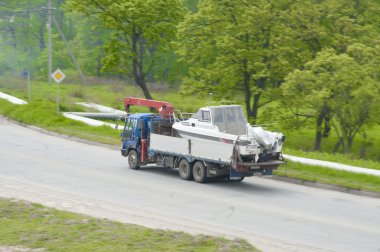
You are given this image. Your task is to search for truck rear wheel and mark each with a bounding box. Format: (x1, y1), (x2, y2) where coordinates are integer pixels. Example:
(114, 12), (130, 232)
(128, 149), (140, 170)
(193, 161), (207, 183)
(178, 159), (193, 180)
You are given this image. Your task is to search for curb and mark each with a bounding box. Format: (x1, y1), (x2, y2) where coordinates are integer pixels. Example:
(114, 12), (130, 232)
(269, 175), (380, 199)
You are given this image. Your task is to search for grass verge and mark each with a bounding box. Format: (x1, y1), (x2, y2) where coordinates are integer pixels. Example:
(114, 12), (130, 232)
(0, 198), (256, 252)
(0, 99), (120, 146)
(274, 161), (380, 193)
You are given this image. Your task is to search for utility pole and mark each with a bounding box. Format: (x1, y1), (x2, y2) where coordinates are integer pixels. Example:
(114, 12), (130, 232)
(53, 16), (86, 84)
(48, 0), (52, 84)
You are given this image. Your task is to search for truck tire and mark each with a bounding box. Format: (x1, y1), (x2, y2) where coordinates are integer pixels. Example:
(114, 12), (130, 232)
(128, 149), (140, 170)
(178, 159), (193, 180)
(193, 161), (207, 183)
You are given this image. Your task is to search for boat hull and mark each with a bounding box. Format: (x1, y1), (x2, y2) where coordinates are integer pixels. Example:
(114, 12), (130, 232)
(172, 124), (261, 157)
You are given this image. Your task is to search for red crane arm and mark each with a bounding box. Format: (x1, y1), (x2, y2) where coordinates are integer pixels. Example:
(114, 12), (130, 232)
(124, 97), (174, 117)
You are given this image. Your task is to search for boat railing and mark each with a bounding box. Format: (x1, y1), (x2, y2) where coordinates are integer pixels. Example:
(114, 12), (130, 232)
(172, 110), (193, 122)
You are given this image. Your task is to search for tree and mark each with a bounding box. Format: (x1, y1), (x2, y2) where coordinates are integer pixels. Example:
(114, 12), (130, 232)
(67, 14), (111, 77)
(0, 1), (48, 74)
(176, 0), (359, 123)
(176, 0), (294, 123)
(281, 47), (380, 153)
(66, 0), (184, 99)
(0, 0), (73, 77)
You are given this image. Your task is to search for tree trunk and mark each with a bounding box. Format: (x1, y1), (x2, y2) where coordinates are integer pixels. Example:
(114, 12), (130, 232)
(242, 61), (253, 121)
(322, 115), (331, 137)
(346, 136), (354, 154)
(252, 92), (261, 125)
(251, 77), (266, 124)
(314, 112), (324, 151)
(133, 57), (152, 99)
(333, 137), (343, 153)
(314, 104), (330, 151)
(245, 91), (253, 120)
(137, 76), (153, 100)
(131, 27), (153, 100)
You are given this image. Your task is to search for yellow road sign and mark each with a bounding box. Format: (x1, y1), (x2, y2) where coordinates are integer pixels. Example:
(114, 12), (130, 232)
(51, 69), (66, 83)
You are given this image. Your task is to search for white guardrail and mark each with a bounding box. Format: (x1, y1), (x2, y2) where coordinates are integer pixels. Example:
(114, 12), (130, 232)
(0, 91), (27, 104)
(283, 154), (380, 177)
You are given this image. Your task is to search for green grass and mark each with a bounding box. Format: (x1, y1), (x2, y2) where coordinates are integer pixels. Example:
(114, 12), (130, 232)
(0, 77), (206, 114)
(0, 98), (120, 146)
(282, 126), (380, 162)
(0, 198), (256, 252)
(274, 161), (380, 193)
(284, 148), (380, 170)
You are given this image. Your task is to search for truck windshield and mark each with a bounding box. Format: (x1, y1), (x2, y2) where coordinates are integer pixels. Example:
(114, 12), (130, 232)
(123, 118), (133, 138)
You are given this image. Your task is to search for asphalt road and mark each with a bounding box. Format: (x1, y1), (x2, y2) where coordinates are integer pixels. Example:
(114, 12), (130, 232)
(1, 117), (379, 252)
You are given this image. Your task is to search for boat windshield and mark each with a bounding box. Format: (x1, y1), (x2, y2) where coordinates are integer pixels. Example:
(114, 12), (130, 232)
(191, 110), (211, 122)
(211, 106), (247, 135)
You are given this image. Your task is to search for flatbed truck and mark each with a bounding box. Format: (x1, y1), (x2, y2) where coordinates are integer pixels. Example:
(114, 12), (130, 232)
(120, 98), (285, 183)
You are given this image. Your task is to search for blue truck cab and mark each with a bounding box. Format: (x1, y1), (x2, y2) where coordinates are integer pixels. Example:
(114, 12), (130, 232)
(121, 113), (162, 169)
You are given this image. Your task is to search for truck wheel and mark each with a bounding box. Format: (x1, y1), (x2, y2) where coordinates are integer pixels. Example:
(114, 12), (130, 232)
(193, 161), (207, 183)
(178, 159), (193, 180)
(128, 149), (140, 170)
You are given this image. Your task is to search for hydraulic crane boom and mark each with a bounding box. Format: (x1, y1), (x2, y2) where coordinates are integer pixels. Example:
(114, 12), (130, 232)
(124, 97), (174, 117)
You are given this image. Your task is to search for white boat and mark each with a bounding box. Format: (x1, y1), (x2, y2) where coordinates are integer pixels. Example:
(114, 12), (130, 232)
(172, 105), (285, 162)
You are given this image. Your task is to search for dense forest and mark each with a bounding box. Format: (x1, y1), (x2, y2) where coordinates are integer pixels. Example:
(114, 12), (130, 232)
(0, 0), (379, 156)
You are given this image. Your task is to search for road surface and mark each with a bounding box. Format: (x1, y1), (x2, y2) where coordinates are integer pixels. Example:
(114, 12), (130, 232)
(0, 117), (379, 252)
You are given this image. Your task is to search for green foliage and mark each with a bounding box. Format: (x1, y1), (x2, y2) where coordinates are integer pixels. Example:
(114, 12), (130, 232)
(281, 46), (380, 153)
(0, 0), (75, 78)
(63, 13), (112, 77)
(0, 199), (256, 251)
(66, 0), (185, 99)
(175, 0), (380, 124)
(176, 0), (288, 122)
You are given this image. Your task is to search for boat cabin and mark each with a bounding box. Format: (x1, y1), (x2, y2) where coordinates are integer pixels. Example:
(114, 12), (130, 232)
(188, 105), (248, 135)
